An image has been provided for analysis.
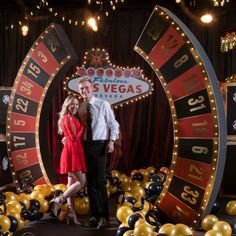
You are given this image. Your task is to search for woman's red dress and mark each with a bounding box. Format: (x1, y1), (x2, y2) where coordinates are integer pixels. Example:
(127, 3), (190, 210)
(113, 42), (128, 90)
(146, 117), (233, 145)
(59, 114), (87, 174)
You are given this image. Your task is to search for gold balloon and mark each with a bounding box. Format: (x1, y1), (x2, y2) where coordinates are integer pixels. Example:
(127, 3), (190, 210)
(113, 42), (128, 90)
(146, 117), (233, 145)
(133, 222), (153, 236)
(123, 230), (133, 236)
(159, 166), (170, 175)
(141, 177), (149, 186)
(16, 219), (25, 231)
(131, 186), (145, 201)
(146, 166), (156, 175)
(119, 223), (129, 228)
(4, 192), (18, 203)
(122, 184), (132, 193)
(110, 186), (118, 195)
(74, 197), (90, 215)
(170, 223), (193, 236)
(0, 215), (11, 233)
(212, 221), (232, 236)
(158, 223), (174, 234)
(6, 200), (22, 214)
(18, 196), (30, 209)
(18, 193), (30, 200)
(39, 199), (49, 213)
(204, 229), (223, 236)
(120, 174), (131, 188)
(29, 190), (44, 201)
(116, 206), (134, 223)
(106, 179), (110, 188)
(131, 180), (142, 188)
(226, 200), (236, 216)
(139, 168), (149, 178)
(34, 184), (51, 197)
(60, 203), (68, 213)
(111, 169), (120, 178)
(54, 183), (67, 192)
(7, 211), (22, 222)
(201, 214), (219, 231)
(151, 233), (158, 236)
(134, 218), (147, 228)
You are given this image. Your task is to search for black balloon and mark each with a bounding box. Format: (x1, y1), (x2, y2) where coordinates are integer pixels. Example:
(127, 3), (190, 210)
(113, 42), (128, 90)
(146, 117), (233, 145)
(116, 226), (130, 236)
(0, 192), (6, 201)
(232, 222), (236, 234)
(210, 200), (221, 214)
(35, 211), (44, 220)
(132, 173), (143, 182)
(30, 199), (40, 210)
(145, 209), (162, 228)
(53, 190), (63, 197)
(149, 174), (162, 184)
(127, 213), (142, 229)
(112, 177), (121, 186)
(124, 196), (137, 205)
(21, 209), (30, 220)
(28, 208), (40, 221)
(8, 215), (18, 232)
(105, 170), (112, 179)
(20, 202), (27, 212)
(147, 182), (163, 196)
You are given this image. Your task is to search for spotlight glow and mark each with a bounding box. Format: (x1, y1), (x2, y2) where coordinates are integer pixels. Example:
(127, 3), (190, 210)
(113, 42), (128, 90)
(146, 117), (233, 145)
(87, 17), (98, 31)
(201, 13), (213, 23)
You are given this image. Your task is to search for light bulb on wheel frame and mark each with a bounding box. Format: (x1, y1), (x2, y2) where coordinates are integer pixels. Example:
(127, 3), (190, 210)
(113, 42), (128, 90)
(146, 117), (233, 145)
(21, 24), (29, 36)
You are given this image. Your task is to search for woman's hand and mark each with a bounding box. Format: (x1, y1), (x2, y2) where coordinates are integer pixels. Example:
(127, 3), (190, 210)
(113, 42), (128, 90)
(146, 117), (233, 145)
(62, 136), (67, 145)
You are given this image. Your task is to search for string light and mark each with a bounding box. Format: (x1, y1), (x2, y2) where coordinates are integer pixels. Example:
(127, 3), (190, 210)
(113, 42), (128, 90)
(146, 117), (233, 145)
(212, 0), (230, 7)
(4, 0), (125, 34)
(221, 30), (236, 52)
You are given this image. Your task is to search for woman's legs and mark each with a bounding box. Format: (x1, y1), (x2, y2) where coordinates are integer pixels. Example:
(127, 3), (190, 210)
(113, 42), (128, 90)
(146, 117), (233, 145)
(63, 171), (86, 200)
(51, 171), (86, 218)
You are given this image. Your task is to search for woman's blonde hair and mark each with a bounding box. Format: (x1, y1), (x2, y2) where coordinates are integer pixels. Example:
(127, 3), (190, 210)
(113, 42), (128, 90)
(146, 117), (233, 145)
(58, 95), (79, 135)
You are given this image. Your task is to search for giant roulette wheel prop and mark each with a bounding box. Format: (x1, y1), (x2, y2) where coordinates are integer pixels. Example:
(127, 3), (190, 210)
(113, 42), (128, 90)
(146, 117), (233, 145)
(6, 24), (78, 192)
(134, 6), (227, 228)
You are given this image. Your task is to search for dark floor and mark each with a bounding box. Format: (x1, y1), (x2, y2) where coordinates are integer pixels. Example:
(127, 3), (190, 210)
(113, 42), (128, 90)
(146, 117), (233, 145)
(14, 197), (236, 236)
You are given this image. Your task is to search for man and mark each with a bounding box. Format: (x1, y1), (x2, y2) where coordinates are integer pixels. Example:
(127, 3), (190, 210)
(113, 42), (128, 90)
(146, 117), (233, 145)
(78, 77), (119, 229)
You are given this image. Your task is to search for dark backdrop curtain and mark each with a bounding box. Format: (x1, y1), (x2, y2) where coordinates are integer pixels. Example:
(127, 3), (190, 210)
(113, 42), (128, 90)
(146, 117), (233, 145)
(1, 3), (235, 179)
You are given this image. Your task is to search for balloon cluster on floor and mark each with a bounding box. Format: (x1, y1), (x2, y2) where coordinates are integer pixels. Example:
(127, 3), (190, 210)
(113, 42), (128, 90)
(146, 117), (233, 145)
(105, 166), (236, 236)
(0, 183), (89, 235)
(1, 166), (236, 236)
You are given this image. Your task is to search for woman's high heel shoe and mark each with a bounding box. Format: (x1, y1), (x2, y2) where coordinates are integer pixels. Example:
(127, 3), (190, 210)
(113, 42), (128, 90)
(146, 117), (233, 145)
(50, 194), (66, 216)
(67, 205), (81, 225)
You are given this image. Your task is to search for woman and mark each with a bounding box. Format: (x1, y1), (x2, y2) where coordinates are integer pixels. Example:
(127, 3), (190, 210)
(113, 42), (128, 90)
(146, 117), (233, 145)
(51, 95), (87, 225)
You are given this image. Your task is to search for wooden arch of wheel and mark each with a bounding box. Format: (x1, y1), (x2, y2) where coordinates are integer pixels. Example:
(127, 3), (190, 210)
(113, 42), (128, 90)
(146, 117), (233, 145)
(6, 24), (78, 192)
(134, 6), (227, 228)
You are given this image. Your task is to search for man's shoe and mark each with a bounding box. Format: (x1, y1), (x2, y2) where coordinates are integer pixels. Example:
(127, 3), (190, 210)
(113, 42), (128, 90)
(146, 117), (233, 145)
(83, 216), (98, 228)
(96, 217), (110, 230)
